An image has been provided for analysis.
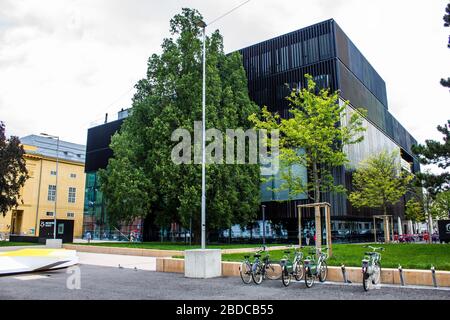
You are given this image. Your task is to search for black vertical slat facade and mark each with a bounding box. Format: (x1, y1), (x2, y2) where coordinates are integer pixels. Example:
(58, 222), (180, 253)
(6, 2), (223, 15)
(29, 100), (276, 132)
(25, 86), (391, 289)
(237, 19), (419, 232)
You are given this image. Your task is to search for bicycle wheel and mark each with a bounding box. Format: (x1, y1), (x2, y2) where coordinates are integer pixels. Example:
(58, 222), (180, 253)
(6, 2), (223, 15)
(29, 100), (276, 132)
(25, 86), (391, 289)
(252, 264), (264, 285)
(362, 270), (370, 292)
(319, 261), (328, 283)
(281, 266), (291, 287)
(240, 262), (252, 284)
(265, 262), (281, 280)
(372, 262), (381, 285)
(304, 268), (315, 288)
(294, 263), (304, 281)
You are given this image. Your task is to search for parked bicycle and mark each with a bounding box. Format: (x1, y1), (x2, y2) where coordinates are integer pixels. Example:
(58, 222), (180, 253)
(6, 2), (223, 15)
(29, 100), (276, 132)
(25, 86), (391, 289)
(361, 245), (384, 291)
(251, 247), (281, 285)
(303, 247), (329, 288)
(280, 246), (304, 287)
(239, 254), (254, 284)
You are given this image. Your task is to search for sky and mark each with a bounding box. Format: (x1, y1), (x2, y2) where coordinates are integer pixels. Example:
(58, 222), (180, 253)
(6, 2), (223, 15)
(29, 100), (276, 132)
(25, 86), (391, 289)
(0, 0), (449, 147)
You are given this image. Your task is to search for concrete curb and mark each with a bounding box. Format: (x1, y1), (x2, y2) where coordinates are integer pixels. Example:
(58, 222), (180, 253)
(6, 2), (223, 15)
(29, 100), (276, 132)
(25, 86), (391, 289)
(155, 258), (450, 288)
(63, 244), (291, 258)
(63, 244), (184, 258)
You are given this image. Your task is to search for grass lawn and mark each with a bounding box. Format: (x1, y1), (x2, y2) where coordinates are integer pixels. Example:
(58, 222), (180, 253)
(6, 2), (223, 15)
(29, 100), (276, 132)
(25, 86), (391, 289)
(0, 241), (40, 247)
(221, 243), (450, 271)
(76, 242), (286, 251)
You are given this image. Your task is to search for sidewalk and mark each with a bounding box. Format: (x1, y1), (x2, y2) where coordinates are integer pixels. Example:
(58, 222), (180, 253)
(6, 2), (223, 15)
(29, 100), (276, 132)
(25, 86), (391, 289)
(77, 252), (156, 271)
(0, 245), (46, 252)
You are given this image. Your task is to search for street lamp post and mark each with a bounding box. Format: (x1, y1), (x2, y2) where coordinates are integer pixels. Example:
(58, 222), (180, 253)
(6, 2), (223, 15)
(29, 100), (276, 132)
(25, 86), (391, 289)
(196, 19), (207, 250)
(262, 205), (266, 246)
(41, 133), (59, 240)
(186, 2), (252, 278)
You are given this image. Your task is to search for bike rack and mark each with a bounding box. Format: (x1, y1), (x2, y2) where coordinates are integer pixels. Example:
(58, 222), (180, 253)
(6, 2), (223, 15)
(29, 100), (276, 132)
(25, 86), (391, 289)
(398, 266), (405, 286)
(431, 266), (438, 288)
(341, 265), (351, 284)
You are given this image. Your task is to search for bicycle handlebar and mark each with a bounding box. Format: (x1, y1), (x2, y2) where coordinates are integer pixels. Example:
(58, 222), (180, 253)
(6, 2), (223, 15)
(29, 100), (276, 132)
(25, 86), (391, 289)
(364, 245), (385, 251)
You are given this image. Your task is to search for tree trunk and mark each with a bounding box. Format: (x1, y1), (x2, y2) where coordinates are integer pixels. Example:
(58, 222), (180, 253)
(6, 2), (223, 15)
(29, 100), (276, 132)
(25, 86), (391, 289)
(428, 213), (433, 244)
(192, 219), (201, 245)
(313, 161), (321, 250)
(383, 204), (391, 243)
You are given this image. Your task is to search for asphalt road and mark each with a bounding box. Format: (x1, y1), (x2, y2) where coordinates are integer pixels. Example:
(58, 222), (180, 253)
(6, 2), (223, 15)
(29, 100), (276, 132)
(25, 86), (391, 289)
(0, 264), (449, 300)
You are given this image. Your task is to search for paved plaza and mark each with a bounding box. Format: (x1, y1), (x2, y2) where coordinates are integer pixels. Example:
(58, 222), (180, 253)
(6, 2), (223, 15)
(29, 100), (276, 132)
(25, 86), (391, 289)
(0, 253), (449, 300)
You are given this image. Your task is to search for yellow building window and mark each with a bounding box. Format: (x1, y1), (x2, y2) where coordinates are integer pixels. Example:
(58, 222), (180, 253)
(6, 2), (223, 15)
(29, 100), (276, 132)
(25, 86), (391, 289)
(48, 185), (56, 201)
(68, 187), (76, 203)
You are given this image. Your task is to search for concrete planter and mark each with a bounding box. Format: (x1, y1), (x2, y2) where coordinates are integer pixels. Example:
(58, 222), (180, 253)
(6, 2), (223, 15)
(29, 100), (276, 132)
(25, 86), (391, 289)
(185, 249), (222, 279)
(46, 239), (63, 248)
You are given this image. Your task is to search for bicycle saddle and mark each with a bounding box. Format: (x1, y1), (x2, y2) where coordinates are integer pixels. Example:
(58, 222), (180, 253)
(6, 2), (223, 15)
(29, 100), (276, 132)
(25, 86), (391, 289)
(244, 255), (250, 259)
(284, 251), (291, 254)
(365, 252), (378, 255)
(254, 254), (261, 258)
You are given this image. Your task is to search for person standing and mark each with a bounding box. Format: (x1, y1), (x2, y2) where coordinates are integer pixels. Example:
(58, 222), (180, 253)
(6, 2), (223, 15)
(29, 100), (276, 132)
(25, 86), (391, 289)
(305, 231), (311, 246)
(86, 232), (92, 244)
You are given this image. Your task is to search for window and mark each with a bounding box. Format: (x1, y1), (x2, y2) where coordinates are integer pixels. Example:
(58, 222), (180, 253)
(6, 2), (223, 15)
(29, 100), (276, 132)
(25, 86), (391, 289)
(314, 74), (330, 89)
(276, 46), (289, 72)
(304, 37), (319, 64)
(68, 187), (76, 203)
(48, 185), (56, 201)
(261, 51), (272, 76)
(46, 212), (54, 217)
(67, 212), (75, 218)
(319, 34), (332, 59)
(291, 42), (303, 68)
(70, 173), (77, 179)
(50, 170), (57, 176)
(58, 224), (64, 235)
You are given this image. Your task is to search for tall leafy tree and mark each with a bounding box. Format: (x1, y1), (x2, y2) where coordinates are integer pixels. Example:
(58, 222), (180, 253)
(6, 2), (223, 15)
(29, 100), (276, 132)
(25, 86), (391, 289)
(442, 2), (450, 89)
(412, 121), (450, 196)
(405, 198), (427, 223)
(99, 8), (260, 241)
(249, 75), (366, 246)
(406, 189), (450, 240)
(431, 190), (450, 219)
(0, 122), (28, 216)
(349, 151), (413, 219)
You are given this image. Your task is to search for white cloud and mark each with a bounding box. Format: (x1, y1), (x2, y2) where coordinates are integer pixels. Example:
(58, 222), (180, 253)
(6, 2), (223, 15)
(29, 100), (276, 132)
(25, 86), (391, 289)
(0, 0), (449, 147)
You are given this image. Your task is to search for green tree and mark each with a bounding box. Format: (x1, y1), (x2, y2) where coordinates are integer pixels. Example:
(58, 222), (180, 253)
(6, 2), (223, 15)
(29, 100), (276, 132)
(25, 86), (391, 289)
(431, 190), (450, 219)
(99, 8), (260, 241)
(0, 122), (28, 217)
(412, 121), (450, 196)
(405, 198), (426, 223)
(349, 151), (413, 219)
(442, 2), (450, 89)
(249, 75), (366, 246)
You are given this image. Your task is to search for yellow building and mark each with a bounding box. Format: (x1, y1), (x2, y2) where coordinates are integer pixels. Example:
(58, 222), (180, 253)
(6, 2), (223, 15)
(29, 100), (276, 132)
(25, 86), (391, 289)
(0, 135), (86, 239)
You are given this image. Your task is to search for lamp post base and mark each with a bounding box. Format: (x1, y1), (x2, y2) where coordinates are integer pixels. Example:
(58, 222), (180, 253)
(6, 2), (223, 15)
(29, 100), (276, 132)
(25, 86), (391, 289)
(46, 239), (63, 249)
(185, 249), (221, 279)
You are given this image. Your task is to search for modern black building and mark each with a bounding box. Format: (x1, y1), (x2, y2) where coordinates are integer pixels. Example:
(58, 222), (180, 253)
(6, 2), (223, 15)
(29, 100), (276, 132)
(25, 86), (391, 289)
(83, 110), (142, 240)
(83, 19), (419, 243)
(238, 19), (419, 241)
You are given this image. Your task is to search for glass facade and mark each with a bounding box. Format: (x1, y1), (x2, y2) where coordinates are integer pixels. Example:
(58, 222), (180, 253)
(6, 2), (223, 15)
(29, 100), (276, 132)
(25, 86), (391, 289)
(83, 172), (143, 241)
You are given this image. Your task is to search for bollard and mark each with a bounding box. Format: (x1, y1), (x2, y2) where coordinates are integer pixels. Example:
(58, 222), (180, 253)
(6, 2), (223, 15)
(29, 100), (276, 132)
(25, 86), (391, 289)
(398, 266), (405, 286)
(431, 266), (438, 288)
(341, 265), (351, 284)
